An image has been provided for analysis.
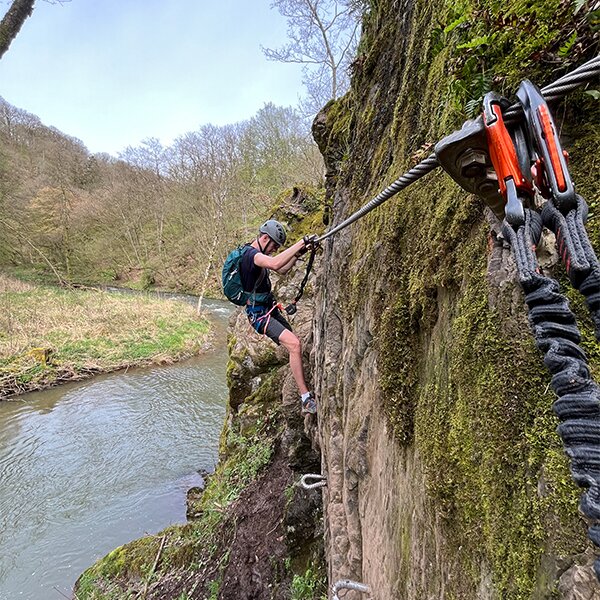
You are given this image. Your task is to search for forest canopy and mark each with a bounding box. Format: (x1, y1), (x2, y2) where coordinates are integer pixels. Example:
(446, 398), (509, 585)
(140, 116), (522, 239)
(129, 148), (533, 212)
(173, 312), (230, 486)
(0, 98), (324, 292)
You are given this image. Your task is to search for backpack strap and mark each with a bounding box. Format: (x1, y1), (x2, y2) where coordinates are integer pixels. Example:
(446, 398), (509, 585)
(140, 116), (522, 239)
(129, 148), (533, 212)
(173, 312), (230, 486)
(242, 244), (271, 307)
(249, 267), (267, 305)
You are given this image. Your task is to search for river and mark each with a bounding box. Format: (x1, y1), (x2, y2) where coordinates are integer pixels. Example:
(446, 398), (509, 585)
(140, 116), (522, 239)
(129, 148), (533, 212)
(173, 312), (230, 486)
(0, 296), (234, 600)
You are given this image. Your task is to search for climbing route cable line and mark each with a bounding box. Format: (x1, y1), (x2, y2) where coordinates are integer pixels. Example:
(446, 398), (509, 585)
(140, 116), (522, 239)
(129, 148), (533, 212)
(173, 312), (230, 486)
(316, 54), (600, 243)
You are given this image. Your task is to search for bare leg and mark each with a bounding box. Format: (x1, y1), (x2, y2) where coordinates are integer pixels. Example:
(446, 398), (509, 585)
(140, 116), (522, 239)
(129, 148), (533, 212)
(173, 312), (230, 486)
(278, 329), (309, 395)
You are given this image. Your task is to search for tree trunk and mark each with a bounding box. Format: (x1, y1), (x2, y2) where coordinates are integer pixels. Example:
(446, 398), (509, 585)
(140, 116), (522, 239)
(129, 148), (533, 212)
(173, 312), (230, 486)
(0, 0), (35, 61)
(0, 218), (65, 285)
(197, 231), (219, 314)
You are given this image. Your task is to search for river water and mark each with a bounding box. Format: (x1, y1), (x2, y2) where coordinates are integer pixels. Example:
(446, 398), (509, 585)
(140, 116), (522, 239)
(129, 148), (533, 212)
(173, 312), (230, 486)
(0, 297), (233, 600)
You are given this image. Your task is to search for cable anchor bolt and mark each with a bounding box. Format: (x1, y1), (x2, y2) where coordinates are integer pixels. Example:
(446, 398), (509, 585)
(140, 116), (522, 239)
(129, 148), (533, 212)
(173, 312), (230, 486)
(298, 473), (327, 490)
(332, 579), (371, 599)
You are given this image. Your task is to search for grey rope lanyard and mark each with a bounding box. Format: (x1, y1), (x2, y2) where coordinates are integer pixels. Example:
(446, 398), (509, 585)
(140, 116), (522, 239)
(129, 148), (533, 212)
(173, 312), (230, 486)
(474, 73), (600, 577)
(284, 242), (318, 315)
(502, 204), (600, 578)
(315, 54), (600, 244)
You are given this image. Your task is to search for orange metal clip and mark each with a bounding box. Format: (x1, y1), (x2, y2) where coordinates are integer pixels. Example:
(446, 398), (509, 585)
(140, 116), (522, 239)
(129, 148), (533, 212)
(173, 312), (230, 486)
(537, 104), (567, 192)
(483, 104), (532, 199)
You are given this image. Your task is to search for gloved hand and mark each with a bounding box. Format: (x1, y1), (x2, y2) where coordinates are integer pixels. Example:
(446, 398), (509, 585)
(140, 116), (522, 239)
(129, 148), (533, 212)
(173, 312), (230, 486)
(303, 234), (319, 248)
(296, 234), (319, 257)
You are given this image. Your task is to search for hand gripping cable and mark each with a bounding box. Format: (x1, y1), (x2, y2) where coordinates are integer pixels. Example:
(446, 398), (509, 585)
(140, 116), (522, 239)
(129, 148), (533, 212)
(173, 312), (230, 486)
(479, 84), (600, 577)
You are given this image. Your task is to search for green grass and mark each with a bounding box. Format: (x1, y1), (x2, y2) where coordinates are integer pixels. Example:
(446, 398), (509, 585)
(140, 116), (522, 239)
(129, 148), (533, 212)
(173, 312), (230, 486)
(290, 568), (328, 600)
(0, 273), (210, 397)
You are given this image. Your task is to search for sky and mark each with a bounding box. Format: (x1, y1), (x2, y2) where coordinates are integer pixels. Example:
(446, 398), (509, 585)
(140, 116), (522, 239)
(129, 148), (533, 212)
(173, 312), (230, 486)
(0, 0), (305, 156)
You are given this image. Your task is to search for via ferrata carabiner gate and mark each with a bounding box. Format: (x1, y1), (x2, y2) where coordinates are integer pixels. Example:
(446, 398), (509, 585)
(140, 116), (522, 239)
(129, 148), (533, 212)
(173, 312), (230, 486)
(437, 76), (600, 580)
(481, 91), (534, 228)
(516, 80), (600, 339)
(516, 79), (576, 212)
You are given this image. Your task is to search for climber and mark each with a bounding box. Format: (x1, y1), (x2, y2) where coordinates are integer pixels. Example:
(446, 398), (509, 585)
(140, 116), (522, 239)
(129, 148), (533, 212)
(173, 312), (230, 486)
(239, 219), (318, 415)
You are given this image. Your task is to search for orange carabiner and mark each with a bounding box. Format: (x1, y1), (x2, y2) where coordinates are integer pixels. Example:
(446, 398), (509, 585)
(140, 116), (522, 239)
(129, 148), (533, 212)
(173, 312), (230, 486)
(482, 94), (533, 227)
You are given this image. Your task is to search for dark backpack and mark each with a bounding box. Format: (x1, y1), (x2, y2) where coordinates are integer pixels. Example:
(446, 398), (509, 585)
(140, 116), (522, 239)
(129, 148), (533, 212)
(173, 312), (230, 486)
(222, 245), (271, 306)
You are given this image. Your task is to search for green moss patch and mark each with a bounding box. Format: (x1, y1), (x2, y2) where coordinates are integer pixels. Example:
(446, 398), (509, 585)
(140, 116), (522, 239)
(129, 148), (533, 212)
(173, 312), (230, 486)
(320, 0), (600, 595)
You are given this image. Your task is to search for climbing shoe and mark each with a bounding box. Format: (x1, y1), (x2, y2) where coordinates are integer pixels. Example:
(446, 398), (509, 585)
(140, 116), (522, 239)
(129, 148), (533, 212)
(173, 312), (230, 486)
(301, 393), (317, 415)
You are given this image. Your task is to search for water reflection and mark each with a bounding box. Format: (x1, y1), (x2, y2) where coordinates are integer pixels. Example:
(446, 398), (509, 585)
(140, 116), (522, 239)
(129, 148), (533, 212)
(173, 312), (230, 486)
(0, 298), (234, 600)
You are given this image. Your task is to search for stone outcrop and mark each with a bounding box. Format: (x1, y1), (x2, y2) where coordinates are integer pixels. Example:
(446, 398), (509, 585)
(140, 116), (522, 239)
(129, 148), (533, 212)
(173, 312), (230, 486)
(304, 1), (600, 598)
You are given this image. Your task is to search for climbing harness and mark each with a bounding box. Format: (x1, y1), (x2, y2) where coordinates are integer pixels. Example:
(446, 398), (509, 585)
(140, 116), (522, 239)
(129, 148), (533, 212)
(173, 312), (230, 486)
(436, 73), (600, 575)
(332, 579), (371, 599)
(284, 240), (319, 315)
(247, 302), (285, 334)
(228, 235), (318, 317)
(298, 473), (327, 490)
(315, 54), (600, 243)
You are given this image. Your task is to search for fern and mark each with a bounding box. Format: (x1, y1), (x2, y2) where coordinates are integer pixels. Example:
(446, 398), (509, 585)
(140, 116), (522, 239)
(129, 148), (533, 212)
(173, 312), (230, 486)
(457, 35), (492, 50)
(558, 31), (578, 56)
(443, 15), (469, 33)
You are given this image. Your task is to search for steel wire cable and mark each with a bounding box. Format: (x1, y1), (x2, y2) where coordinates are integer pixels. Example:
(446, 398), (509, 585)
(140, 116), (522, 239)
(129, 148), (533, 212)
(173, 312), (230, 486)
(503, 209), (600, 577)
(332, 580), (371, 599)
(505, 55), (600, 122)
(317, 154), (440, 241)
(317, 54), (600, 243)
(543, 54), (600, 99)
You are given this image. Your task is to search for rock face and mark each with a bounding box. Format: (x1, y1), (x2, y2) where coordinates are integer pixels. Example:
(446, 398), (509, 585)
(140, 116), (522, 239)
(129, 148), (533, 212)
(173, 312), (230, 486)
(222, 197), (326, 598)
(306, 1), (600, 599)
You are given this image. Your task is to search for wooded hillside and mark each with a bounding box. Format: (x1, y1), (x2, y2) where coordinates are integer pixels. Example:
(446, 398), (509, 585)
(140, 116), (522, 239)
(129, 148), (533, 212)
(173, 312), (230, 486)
(0, 98), (324, 293)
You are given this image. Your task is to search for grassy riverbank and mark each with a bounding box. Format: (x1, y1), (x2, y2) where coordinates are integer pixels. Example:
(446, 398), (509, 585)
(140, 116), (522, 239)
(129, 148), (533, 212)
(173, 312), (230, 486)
(0, 274), (210, 398)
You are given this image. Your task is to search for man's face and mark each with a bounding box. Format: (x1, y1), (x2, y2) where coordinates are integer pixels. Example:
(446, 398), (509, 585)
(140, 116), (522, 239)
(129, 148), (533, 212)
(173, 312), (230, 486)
(266, 238), (280, 254)
(261, 234), (280, 255)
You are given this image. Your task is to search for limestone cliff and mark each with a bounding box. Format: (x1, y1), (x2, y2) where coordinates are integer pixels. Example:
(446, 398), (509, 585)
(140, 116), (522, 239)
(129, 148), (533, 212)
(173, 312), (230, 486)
(309, 0), (600, 598)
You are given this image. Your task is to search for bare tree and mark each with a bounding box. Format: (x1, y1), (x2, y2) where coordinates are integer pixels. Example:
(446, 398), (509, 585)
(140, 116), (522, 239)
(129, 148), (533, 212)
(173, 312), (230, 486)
(0, 1), (72, 61)
(263, 0), (361, 115)
(238, 103), (324, 196)
(120, 138), (171, 261)
(170, 125), (242, 312)
(0, 0), (35, 60)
